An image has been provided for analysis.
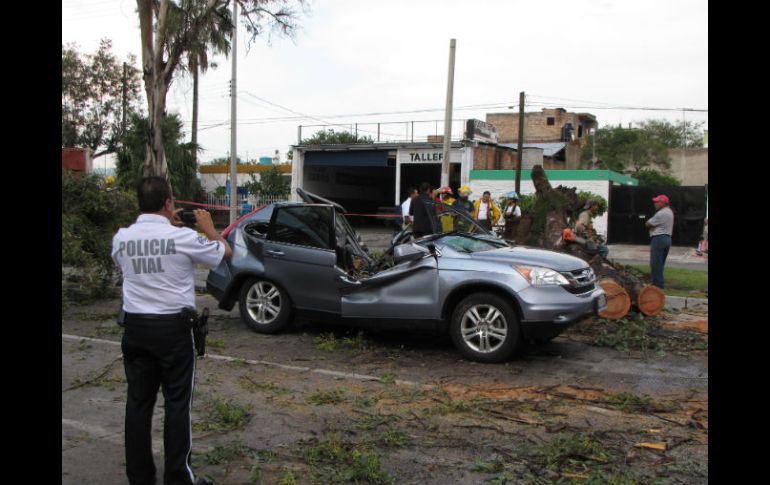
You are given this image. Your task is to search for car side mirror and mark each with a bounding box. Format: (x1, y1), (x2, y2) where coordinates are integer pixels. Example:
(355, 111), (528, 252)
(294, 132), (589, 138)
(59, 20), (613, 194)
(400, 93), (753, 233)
(393, 243), (429, 264)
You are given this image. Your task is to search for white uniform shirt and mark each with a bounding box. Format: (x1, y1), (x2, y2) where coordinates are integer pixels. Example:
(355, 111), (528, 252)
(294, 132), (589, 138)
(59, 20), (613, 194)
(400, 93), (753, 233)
(478, 201), (489, 220)
(401, 197), (412, 218)
(112, 214), (226, 314)
(505, 205), (521, 217)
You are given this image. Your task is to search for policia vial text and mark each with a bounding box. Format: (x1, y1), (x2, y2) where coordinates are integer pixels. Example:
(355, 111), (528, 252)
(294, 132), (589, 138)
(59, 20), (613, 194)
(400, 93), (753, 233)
(116, 239), (177, 274)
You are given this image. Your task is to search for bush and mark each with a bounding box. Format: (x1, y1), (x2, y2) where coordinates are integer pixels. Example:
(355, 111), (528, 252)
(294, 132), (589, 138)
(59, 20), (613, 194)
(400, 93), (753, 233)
(62, 172), (138, 299)
(633, 169), (682, 186)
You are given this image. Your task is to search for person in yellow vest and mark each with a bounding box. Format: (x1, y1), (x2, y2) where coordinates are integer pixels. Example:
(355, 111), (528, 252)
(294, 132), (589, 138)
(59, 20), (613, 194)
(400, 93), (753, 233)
(473, 191), (501, 232)
(436, 186), (456, 233)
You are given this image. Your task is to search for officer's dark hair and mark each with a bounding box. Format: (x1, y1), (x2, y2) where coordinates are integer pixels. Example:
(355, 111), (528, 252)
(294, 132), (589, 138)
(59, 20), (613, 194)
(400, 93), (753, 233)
(406, 186), (417, 197)
(419, 182), (431, 194)
(483, 191), (491, 196)
(137, 176), (172, 213)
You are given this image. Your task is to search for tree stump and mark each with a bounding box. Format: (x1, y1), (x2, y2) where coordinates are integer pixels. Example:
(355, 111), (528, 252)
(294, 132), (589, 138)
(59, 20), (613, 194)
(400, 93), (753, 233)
(518, 165), (665, 319)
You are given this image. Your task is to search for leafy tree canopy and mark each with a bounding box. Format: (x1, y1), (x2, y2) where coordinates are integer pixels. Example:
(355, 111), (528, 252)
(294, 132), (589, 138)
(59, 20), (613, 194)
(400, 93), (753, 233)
(244, 166), (290, 198)
(633, 169), (682, 187)
(301, 129), (374, 145)
(116, 113), (204, 202)
(581, 119), (705, 173)
(62, 39), (143, 156)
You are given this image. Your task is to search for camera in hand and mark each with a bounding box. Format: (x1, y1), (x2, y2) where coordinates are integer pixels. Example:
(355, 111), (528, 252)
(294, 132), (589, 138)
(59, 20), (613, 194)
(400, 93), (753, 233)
(179, 209), (197, 226)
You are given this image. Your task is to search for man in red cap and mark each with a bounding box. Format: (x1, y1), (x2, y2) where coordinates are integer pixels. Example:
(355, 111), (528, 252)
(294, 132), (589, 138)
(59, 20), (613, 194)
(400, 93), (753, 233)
(645, 194), (674, 288)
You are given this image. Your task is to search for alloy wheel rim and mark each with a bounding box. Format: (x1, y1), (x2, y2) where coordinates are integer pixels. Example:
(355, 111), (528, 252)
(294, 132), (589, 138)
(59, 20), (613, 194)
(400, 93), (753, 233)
(460, 304), (508, 353)
(246, 282), (281, 324)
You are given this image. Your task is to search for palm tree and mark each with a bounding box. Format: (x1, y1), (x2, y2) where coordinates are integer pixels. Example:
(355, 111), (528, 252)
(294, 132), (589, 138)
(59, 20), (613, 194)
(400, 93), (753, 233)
(185, 1), (232, 165)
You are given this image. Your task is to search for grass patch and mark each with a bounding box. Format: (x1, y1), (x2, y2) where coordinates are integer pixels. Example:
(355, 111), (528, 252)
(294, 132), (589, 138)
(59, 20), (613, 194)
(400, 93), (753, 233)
(471, 456), (505, 473)
(378, 429), (412, 449)
(197, 442), (254, 465)
(277, 469), (298, 485)
(237, 376), (291, 396)
(424, 397), (474, 416)
(603, 392), (680, 414)
(206, 337), (226, 350)
(314, 333), (338, 352)
(380, 373), (396, 384)
(342, 331), (372, 354)
(306, 388), (347, 405)
(353, 396), (376, 408)
(575, 314), (707, 354)
(298, 430), (394, 484)
(628, 265), (707, 298)
(93, 325), (124, 337)
(193, 395), (251, 433)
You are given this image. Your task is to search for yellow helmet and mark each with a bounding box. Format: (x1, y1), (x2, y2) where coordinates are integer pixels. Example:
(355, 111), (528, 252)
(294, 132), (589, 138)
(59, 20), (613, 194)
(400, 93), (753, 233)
(458, 185), (472, 196)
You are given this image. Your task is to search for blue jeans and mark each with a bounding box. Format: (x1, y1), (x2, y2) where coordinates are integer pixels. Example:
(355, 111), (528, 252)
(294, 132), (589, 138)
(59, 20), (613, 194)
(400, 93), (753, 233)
(650, 235), (672, 289)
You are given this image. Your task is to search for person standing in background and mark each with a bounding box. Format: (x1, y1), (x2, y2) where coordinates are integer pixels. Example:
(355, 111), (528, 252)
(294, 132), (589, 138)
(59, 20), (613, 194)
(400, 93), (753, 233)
(645, 194), (674, 288)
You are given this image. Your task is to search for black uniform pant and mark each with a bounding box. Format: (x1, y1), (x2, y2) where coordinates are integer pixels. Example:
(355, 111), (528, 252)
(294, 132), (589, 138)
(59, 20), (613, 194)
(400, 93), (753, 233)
(122, 316), (196, 485)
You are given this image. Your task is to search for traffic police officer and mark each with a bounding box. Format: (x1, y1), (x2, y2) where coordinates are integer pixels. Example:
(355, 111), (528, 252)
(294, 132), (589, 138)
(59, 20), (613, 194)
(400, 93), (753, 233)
(112, 177), (232, 485)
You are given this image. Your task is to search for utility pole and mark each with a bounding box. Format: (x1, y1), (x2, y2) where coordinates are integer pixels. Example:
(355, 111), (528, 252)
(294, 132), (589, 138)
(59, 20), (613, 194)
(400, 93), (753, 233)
(121, 62), (128, 146)
(441, 39), (456, 188)
(229, 0), (238, 224)
(681, 108), (687, 181)
(515, 91), (525, 194)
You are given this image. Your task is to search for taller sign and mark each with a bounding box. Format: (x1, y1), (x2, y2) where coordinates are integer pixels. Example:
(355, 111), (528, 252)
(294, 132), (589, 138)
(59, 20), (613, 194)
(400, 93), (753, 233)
(465, 119), (499, 144)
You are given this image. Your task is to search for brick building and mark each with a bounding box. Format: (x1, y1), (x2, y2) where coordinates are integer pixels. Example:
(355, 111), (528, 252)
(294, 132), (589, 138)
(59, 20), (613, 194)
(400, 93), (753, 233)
(486, 108), (597, 169)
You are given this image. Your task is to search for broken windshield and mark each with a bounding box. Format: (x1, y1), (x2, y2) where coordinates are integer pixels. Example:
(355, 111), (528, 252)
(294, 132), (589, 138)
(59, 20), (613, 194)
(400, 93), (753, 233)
(418, 199), (493, 237)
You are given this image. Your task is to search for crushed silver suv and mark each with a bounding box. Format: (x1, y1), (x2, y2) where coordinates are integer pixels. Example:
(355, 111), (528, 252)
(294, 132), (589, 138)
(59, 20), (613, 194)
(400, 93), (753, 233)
(206, 189), (607, 362)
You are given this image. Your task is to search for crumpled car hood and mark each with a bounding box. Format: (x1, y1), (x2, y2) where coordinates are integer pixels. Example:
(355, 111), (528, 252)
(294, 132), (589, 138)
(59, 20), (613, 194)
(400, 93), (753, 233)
(470, 245), (587, 272)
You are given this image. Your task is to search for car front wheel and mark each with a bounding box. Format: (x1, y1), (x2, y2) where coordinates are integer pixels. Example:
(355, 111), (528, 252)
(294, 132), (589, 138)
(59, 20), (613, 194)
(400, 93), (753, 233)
(450, 293), (520, 363)
(238, 278), (292, 333)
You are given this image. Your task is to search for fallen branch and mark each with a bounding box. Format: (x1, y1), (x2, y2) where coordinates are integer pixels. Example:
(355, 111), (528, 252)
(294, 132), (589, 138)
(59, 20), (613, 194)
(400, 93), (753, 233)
(63, 356), (123, 392)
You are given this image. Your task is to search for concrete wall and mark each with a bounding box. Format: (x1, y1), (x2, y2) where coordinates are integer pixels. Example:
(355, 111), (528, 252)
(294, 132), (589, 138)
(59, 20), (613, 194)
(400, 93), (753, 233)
(62, 148), (92, 173)
(667, 148), (708, 185)
(200, 172), (262, 193)
(469, 177), (611, 238)
(521, 147), (544, 170)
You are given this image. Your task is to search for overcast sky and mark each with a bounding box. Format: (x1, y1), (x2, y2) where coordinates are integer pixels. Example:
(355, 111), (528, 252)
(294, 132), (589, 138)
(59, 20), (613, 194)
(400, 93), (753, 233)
(62, 0), (708, 168)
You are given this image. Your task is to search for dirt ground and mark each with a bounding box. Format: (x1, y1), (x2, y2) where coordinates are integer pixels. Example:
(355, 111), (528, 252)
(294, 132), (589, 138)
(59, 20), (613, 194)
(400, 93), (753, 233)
(62, 293), (708, 484)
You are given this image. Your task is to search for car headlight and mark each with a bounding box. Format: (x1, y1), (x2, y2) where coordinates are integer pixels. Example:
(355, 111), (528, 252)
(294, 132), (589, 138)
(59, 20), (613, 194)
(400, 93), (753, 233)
(514, 265), (570, 286)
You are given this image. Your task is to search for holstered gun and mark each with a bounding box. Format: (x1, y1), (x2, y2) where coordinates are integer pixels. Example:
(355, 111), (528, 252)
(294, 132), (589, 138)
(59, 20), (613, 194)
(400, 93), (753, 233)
(180, 307), (209, 357)
(194, 308), (209, 357)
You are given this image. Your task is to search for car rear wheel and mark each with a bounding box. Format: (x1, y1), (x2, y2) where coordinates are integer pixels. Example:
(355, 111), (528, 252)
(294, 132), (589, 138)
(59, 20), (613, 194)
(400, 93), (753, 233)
(450, 293), (520, 363)
(238, 278), (292, 333)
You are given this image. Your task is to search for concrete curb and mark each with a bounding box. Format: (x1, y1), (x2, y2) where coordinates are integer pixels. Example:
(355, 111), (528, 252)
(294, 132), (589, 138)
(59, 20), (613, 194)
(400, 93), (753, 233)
(664, 296), (708, 312)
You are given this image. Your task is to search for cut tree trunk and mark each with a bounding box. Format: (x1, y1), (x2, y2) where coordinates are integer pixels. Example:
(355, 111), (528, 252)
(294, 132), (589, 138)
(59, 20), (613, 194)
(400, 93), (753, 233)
(522, 165), (665, 319)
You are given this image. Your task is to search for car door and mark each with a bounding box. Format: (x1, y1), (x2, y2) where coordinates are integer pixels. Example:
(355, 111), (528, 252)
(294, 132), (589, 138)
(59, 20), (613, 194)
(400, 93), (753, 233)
(264, 205), (340, 314)
(340, 249), (440, 320)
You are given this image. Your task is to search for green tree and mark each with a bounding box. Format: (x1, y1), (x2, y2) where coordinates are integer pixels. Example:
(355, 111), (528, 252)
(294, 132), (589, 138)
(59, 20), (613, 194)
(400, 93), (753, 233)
(301, 128), (374, 144)
(62, 39), (143, 156)
(136, 0), (304, 180)
(62, 172), (139, 299)
(184, 2), (232, 165)
(580, 125), (670, 173)
(581, 119), (705, 173)
(637, 119), (705, 149)
(243, 166), (290, 198)
(116, 113), (204, 201)
(633, 169), (682, 187)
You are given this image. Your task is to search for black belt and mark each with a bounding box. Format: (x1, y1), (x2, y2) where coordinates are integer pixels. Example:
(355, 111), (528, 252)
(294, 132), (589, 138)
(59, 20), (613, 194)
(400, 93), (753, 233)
(125, 312), (183, 320)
